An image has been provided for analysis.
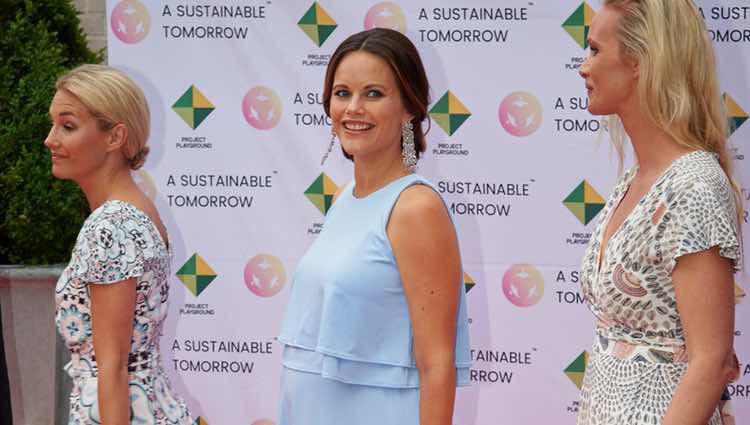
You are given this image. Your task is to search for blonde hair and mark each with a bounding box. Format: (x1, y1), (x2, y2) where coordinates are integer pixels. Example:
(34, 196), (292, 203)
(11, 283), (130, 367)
(603, 0), (742, 214)
(56, 64), (151, 170)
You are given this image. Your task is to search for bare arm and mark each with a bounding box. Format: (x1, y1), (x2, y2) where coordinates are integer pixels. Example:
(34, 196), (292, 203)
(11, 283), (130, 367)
(663, 247), (736, 425)
(90, 278), (137, 425)
(388, 185), (461, 425)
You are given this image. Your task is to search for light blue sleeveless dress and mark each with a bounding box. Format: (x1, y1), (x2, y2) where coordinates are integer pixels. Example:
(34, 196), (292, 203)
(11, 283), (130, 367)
(277, 174), (471, 425)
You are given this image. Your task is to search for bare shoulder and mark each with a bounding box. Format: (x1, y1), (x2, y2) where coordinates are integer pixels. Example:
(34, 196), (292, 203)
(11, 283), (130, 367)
(391, 184), (450, 227)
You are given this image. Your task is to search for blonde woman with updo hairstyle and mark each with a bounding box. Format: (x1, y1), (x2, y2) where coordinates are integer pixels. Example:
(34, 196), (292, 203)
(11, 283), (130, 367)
(577, 1), (742, 424)
(48, 64), (193, 424)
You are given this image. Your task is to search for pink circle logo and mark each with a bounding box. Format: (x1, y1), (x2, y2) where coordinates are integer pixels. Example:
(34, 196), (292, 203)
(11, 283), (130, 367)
(244, 254), (286, 297)
(364, 2), (407, 33)
(502, 264), (544, 307)
(242, 86), (283, 130)
(110, 0), (150, 44)
(498, 91), (543, 137)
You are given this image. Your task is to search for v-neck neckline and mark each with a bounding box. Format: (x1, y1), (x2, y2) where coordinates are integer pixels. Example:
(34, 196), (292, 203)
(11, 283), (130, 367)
(594, 150), (701, 276)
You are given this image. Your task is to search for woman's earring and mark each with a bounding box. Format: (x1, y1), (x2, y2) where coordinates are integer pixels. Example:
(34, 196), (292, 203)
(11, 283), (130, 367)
(401, 121), (417, 169)
(321, 128), (337, 165)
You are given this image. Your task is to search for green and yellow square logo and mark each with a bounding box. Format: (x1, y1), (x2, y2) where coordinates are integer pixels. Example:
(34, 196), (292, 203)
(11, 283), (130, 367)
(305, 172), (339, 215)
(723, 92), (748, 135)
(176, 253), (218, 297)
(464, 272), (476, 294)
(429, 91), (471, 136)
(563, 180), (605, 225)
(172, 85), (215, 129)
(298, 2), (337, 47)
(564, 351), (589, 389)
(563, 2), (596, 49)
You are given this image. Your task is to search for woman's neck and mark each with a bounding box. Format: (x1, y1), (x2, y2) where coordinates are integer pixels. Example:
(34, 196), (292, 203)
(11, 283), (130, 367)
(352, 152), (410, 198)
(78, 166), (137, 211)
(619, 107), (694, 179)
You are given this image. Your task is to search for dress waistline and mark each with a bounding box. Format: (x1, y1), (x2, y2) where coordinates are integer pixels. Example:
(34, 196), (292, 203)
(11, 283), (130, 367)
(281, 344), (470, 389)
(596, 332), (741, 375)
(65, 349), (159, 379)
(593, 332), (740, 422)
(593, 334), (688, 364)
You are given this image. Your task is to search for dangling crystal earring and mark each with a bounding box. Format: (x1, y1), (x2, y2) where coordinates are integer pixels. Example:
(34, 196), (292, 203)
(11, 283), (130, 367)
(321, 128), (337, 165)
(401, 121), (417, 169)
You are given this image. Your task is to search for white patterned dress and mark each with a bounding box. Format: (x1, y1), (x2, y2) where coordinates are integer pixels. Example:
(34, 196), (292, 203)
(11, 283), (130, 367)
(578, 151), (741, 424)
(55, 200), (192, 424)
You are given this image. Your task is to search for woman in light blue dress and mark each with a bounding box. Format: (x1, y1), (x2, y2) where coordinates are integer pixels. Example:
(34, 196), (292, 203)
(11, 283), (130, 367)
(278, 28), (471, 425)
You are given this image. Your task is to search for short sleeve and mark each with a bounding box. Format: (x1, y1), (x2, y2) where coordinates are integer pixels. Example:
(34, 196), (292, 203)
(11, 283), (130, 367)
(71, 206), (157, 284)
(665, 180), (742, 274)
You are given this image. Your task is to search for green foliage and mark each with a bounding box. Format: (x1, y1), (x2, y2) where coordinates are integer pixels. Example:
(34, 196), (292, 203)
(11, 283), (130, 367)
(0, 0), (102, 264)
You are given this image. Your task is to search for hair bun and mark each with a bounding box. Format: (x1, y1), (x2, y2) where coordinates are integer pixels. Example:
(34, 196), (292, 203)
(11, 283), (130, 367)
(129, 146), (150, 170)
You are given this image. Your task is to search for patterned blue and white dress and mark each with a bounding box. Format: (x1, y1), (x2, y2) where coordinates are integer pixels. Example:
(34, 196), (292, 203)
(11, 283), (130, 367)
(55, 200), (192, 424)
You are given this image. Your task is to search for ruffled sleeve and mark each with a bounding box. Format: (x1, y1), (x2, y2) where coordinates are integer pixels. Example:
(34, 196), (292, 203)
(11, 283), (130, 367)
(665, 180), (742, 274)
(71, 203), (157, 284)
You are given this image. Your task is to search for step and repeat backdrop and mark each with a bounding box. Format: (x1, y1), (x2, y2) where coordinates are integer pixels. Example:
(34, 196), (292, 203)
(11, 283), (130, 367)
(106, 0), (750, 423)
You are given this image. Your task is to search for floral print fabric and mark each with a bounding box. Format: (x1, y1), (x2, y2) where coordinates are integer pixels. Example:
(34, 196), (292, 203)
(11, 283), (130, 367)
(578, 151), (741, 424)
(56, 200), (192, 424)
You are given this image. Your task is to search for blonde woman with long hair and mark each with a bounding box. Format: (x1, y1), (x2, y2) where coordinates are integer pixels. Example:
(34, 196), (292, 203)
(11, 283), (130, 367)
(577, 1), (741, 424)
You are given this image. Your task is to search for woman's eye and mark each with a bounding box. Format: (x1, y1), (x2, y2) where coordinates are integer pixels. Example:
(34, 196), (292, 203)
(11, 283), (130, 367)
(334, 89), (350, 97)
(366, 90), (383, 98)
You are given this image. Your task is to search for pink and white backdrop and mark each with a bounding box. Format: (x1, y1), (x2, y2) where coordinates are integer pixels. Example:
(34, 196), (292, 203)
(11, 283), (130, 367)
(106, 0), (750, 423)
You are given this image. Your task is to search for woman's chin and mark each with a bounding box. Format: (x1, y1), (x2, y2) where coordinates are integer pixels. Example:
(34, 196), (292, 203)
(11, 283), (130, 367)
(50, 164), (72, 180)
(340, 141), (360, 158)
(587, 104), (609, 116)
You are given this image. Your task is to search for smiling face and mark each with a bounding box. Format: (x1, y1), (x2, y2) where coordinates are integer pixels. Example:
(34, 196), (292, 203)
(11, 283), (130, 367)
(329, 51), (412, 163)
(579, 5), (639, 116)
(44, 89), (112, 181)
